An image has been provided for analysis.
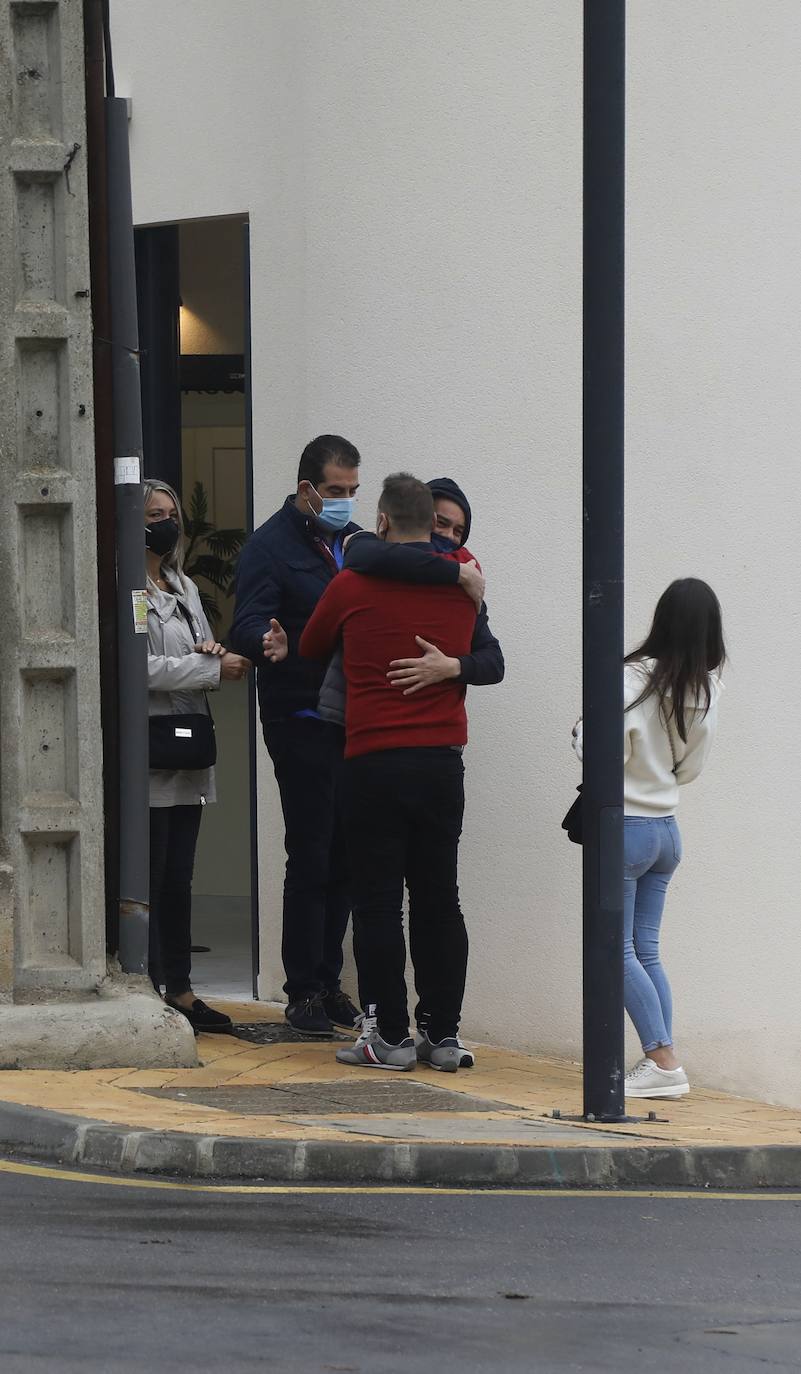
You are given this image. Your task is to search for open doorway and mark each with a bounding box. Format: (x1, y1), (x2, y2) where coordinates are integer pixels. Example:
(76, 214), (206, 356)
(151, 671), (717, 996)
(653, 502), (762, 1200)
(135, 214), (256, 1002)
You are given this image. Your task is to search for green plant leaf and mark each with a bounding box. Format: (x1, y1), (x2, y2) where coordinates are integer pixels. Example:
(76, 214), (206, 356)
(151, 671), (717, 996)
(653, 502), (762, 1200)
(198, 589), (220, 626)
(183, 517), (214, 539)
(186, 554), (232, 590)
(189, 481), (208, 522)
(205, 528), (247, 557)
(179, 480), (244, 622)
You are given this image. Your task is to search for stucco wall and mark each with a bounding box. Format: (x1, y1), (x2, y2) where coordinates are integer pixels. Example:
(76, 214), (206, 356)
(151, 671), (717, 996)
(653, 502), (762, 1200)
(111, 0), (801, 1107)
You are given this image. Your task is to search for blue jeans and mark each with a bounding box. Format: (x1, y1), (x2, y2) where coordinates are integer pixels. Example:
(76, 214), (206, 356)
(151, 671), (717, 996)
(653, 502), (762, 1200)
(623, 817), (682, 1053)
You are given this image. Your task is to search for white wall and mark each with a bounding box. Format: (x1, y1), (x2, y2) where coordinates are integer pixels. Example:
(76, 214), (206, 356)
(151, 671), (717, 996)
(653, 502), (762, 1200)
(112, 0), (801, 1107)
(626, 1), (801, 1104)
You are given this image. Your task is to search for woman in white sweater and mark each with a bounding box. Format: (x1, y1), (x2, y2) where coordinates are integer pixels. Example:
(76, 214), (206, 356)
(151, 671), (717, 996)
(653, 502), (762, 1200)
(574, 579), (724, 1100)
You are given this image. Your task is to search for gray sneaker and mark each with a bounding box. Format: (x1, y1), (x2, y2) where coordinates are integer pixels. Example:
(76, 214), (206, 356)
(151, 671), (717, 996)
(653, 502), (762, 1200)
(415, 1032), (461, 1073)
(336, 1025), (416, 1071)
(416, 1019), (475, 1068)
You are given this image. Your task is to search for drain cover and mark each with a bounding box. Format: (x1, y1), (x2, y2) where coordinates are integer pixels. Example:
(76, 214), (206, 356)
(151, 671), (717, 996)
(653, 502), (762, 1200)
(229, 1022), (351, 1045)
(136, 1080), (515, 1115)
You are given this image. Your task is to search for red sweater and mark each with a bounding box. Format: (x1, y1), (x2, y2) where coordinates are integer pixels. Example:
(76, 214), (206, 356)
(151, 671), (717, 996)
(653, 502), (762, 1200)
(299, 556), (477, 759)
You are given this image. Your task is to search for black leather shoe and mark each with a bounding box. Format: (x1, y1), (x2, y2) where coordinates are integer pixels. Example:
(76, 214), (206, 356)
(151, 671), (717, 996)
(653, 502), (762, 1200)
(322, 989), (364, 1030)
(166, 997), (233, 1035)
(285, 994), (334, 1036)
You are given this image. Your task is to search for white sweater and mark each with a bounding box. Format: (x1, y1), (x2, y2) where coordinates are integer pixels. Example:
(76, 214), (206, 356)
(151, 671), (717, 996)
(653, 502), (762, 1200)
(573, 660), (721, 817)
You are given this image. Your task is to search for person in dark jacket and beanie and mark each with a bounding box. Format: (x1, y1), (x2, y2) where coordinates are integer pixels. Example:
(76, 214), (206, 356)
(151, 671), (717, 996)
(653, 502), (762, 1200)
(229, 436), (364, 1035)
(323, 476), (503, 706)
(317, 476), (503, 1068)
(427, 477), (473, 547)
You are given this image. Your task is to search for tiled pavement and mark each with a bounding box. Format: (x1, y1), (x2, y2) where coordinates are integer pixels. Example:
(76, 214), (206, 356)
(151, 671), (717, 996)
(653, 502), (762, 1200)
(0, 1001), (799, 1154)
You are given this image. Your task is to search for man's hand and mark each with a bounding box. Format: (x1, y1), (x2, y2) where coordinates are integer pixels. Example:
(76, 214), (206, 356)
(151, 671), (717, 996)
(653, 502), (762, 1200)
(194, 639), (226, 656)
(458, 559), (485, 609)
(387, 636), (461, 696)
(262, 618), (288, 663)
(220, 652), (251, 682)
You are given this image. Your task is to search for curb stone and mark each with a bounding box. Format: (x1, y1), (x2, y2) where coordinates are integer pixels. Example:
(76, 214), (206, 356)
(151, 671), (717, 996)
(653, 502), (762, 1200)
(1, 1101), (800, 1189)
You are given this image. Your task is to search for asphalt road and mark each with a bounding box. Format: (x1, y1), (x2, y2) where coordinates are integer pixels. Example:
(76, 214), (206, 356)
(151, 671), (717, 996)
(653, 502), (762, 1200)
(0, 1164), (800, 1373)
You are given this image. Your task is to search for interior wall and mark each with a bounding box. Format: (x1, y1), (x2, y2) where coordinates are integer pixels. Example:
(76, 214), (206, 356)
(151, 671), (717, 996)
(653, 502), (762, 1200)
(179, 218), (246, 355)
(175, 221), (250, 904)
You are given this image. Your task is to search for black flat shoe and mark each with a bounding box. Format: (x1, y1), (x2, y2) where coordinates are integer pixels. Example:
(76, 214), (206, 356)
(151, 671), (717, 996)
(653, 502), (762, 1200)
(322, 988), (364, 1030)
(285, 994), (334, 1036)
(166, 997), (233, 1034)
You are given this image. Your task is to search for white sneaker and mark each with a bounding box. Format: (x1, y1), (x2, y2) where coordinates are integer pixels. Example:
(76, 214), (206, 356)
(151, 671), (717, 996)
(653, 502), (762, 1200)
(624, 1058), (689, 1100)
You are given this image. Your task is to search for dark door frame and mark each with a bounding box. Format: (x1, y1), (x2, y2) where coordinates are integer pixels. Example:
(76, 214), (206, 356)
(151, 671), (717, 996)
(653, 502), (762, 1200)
(242, 222), (260, 999)
(134, 214), (259, 999)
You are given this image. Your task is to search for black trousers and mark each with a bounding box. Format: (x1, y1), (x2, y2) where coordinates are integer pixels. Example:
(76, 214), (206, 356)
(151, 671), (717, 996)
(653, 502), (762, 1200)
(264, 718), (351, 1000)
(149, 804), (203, 996)
(341, 747), (468, 1045)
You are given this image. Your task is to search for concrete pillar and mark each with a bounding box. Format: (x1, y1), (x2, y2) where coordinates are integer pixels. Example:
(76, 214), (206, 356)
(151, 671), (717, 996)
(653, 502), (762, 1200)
(0, 0), (196, 1066)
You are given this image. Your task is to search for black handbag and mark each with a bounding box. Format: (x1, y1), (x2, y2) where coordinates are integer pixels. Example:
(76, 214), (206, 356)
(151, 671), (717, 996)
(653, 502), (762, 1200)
(149, 711), (216, 771)
(561, 785), (583, 845)
(148, 598), (217, 772)
(561, 710), (678, 845)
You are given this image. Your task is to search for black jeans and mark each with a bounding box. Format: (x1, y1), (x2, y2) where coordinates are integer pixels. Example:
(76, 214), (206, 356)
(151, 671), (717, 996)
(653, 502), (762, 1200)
(149, 804), (203, 996)
(264, 718), (351, 1000)
(341, 747), (468, 1045)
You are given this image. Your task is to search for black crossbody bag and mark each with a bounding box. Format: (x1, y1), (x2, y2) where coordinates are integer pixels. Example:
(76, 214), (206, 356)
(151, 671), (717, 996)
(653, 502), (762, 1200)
(149, 599), (217, 772)
(562, 708), (680, 845)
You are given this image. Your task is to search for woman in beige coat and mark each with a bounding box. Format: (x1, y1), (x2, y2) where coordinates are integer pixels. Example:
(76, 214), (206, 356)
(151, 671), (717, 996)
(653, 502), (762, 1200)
(145, 479), (250, 1034)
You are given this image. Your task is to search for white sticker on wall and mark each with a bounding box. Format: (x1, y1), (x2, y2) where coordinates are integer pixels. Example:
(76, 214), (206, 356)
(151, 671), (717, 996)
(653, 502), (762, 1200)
(131, 589), (148, 633)
(114, 456), (140, 485)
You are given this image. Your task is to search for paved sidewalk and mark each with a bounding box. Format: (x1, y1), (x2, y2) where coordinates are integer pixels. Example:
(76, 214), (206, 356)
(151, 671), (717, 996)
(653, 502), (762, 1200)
(0, 1002), (799, 1188)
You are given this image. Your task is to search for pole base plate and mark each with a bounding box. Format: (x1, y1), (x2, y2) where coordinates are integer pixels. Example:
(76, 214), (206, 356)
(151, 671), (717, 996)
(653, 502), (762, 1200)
(545, 1109), (670, 1125)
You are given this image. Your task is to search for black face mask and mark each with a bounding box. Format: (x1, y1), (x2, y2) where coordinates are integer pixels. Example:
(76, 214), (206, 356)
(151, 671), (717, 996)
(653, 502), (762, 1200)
(145, 518), (180, 557)
(431, 532), (460, 554)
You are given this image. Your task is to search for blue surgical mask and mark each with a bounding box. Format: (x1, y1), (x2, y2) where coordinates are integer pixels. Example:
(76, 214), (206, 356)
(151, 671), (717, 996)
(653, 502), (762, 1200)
(309, 487), (355, 532)
(431, 532), (459, 554)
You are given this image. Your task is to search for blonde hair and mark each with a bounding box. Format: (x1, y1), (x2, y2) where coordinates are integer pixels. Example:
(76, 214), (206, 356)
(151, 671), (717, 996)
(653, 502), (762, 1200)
(143, 478), (185, 577)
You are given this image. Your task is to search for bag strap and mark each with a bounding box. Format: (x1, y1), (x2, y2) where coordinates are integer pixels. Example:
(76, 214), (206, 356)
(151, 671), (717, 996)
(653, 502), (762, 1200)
(174, 596), (199, 642)
(665, 709), (679, 775)
(173, 595), (214, 723)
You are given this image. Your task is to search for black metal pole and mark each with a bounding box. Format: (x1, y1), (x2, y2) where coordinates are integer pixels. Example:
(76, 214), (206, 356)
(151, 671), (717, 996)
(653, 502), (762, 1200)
(582, 0), (626, 1121)
(243, 223), (261, 1000)
(135, 225), (182, 490)
(106, 95), (150, 974)
(83, 0), (120, 956)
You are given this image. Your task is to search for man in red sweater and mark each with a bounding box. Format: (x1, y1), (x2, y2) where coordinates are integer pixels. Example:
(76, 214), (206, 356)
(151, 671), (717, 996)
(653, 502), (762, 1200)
(299, 474), (478, 1071)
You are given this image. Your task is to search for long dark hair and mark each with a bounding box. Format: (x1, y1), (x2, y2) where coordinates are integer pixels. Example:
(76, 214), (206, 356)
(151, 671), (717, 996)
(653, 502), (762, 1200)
(625, 579), (726, 742)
